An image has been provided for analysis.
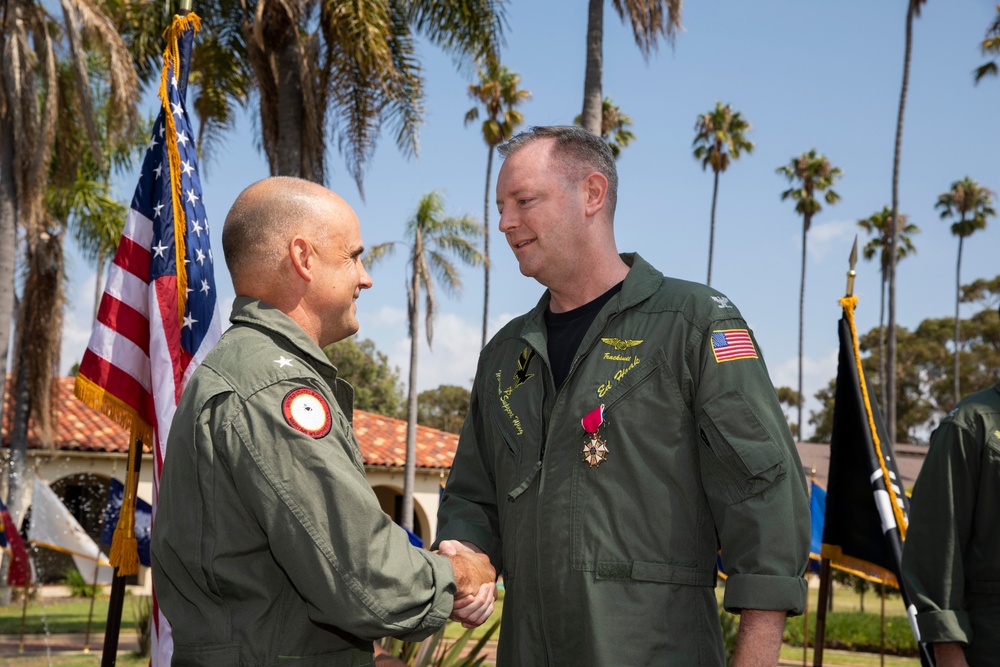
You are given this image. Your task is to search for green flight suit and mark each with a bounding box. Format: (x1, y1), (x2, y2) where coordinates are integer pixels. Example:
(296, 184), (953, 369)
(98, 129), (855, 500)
(436, 253), (810, 666)
(152, 298), (455, 667)
(902, 381), (1000, 666)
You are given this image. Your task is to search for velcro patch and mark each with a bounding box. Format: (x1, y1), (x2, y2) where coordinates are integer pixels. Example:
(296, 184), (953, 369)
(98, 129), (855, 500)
(282, 388), (332, 438)
(711, 329), (758, 363)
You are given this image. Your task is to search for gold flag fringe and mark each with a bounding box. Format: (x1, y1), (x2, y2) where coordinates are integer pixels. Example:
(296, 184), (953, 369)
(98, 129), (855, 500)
(71, 12), (202, 575)
(820, 544), (899, 588)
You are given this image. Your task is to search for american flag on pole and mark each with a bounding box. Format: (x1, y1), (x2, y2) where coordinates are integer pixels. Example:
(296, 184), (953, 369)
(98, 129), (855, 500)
(73, 13), (220, 666)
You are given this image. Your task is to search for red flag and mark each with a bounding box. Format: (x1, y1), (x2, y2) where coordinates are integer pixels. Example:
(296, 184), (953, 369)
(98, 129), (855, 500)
(73, 14), (221, 666)
(1, 501), (32, 587)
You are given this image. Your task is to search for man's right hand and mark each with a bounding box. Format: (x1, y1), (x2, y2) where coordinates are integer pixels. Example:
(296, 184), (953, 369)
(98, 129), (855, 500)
(438, 540), (497, 628)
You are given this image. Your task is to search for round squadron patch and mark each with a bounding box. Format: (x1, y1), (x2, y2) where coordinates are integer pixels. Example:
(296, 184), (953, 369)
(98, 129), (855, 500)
(281, 388), (332, 438)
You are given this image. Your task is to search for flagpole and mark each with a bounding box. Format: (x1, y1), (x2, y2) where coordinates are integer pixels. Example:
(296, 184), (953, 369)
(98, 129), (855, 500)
(18, 574), (29, 653)
(85, 560), (101, 652)
(803, 468), (817, 667)
(101, 436), (142, 667)
(815, 244), (859, 667)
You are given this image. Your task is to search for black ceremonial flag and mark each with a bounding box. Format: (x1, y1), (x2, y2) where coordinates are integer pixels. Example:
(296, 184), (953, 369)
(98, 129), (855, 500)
(821, 295), (931, 664)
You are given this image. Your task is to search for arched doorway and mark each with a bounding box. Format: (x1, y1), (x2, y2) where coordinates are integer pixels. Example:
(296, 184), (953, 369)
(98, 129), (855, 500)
(27, 473), (110, 584)
(372, 485), (430, 548)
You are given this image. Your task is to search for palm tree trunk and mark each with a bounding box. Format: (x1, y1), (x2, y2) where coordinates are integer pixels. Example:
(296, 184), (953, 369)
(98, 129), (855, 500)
(707, 169), (720, 287)
(6, 354), (31, 534)
(0, 110), (17, 435)
(580, 0), (604, 136)
(878, 275), (887, 416)
(888, 3), (918, 447)
(953, 236), (963, 406)
(0, 359), (29, 606)
(798, 215), (809, 441)
(402, 253), (421, 532)
(275, 39), (306, 180)
(481, 146), (494, 349)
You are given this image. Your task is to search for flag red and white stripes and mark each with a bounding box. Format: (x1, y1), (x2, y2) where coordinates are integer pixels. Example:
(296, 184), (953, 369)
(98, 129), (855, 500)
(74, 14), (220, 666)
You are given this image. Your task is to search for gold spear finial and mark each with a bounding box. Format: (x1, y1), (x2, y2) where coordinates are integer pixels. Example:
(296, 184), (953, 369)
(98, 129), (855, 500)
(846, 235), (858, 297)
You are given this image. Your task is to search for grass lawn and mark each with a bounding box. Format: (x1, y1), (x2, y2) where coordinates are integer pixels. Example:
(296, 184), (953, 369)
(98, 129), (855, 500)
(1, 581), (924, 666)
(1, 655), (149, 667)
(779, 646), (921, 667)
(0, 597), (144, 634)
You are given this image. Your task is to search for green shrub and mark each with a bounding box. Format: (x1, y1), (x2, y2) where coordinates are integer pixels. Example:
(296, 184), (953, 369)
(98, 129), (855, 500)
(61, 568), (102, 599)
(719, 609), (739, 666)
(783, 610), (918, 656)
(130, 594), (152, 657)
(379, 618), (500, 666)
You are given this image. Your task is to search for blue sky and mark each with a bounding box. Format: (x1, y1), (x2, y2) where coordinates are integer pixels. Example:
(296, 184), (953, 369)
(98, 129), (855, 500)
(59, 0), (1000, 440)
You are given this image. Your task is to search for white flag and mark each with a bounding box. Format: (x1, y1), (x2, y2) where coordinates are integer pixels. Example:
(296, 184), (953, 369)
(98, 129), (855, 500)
(29, 476), (114, 585)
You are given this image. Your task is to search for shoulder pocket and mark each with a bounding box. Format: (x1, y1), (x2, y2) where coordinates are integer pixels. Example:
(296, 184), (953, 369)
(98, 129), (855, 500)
(698, 388), (786, 505)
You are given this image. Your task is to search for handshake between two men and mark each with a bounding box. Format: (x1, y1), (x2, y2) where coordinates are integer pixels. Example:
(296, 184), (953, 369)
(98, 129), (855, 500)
(438, 539), (497, 629)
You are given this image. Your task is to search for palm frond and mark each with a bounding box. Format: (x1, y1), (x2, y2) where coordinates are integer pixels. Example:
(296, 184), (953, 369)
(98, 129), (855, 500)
(611, 0), (683, 58)
(364, 242), (398, 271)
(408, 0), (508, 75)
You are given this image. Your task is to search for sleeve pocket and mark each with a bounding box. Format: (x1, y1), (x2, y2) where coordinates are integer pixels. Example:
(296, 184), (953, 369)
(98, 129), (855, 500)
(699, 389), (786, 505)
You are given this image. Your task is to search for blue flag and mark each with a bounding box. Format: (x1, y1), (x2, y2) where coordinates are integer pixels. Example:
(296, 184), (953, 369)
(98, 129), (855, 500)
(809, 481), (826, 573)
(101, 478), (152, 567)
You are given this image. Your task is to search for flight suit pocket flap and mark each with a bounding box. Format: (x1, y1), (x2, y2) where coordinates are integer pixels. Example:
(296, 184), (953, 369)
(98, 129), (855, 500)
(700, 389), (786, 505)
(596, 560), (715, 587)
(171, 643), (241, 667)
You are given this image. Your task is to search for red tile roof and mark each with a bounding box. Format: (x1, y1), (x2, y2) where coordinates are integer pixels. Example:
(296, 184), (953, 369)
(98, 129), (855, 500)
(3, 377), (458, 469)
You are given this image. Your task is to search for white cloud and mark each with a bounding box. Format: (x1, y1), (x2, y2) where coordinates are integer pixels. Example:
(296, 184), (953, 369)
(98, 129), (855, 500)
(808, 219), (856, 262)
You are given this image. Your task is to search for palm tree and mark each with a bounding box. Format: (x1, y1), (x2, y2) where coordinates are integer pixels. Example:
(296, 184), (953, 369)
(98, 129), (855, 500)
(118, 1), (506, 192)
(365, 193), (484, 531)
(0, 1), (139, 602)
(777, 150), (842, 440)
(692, 101), (755, 287)
(0, 0), (138, 527)
(465, 61), (530, 349)
(574, 96), (635, 159)
(973, 3), (1000, 84)
(857, 206), (919, 414)
(934, 177), (996, 405)
(887, 0), (928, 447)
(580, 0), (682, 135)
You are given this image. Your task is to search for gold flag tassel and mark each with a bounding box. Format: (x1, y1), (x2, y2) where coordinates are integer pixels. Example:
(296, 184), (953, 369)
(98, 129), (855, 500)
(158, 12), (201, 322)
(109, 428), (143, 575)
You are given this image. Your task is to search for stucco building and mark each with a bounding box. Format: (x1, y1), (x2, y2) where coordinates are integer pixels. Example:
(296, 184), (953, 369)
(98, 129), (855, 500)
(2, 377), (457, 591)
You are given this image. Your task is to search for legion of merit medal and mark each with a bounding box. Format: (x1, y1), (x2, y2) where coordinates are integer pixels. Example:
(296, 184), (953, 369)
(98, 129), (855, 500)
(581, 404), (608, 467)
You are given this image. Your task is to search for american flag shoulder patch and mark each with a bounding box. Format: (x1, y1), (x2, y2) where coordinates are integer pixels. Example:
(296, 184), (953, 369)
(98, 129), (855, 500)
(711, 329), (758, 363)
